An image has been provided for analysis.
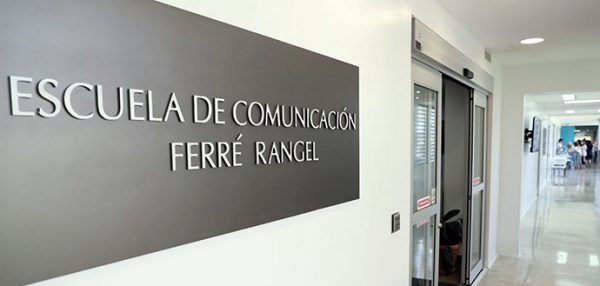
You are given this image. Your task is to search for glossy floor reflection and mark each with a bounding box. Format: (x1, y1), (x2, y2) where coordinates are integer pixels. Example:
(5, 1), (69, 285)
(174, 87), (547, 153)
(479, 167), (600, 286)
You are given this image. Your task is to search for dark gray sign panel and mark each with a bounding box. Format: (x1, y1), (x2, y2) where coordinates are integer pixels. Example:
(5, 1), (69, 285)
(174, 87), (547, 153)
(0, 1), (359, 285)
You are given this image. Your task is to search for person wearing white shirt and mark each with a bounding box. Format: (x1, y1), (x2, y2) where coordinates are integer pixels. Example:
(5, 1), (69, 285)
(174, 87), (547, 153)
(556, 138), (564, 155)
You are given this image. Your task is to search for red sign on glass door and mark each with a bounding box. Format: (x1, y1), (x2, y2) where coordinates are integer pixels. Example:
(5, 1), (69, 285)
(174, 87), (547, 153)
(417, 196), (431, 210)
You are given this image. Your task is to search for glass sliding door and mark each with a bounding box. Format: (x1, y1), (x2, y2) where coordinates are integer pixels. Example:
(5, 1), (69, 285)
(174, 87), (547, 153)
(412, 216), (437, 286)
(467, 91), (487, 283)
(413, 84), (438, 211)
(411, 60), (441, 286)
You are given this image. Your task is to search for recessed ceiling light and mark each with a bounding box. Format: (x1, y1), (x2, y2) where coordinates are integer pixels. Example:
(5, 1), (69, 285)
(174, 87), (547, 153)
(591, 254), (599, 267)
(566, 110), (575, 114)
(520, 37), (544, 45)
(557, 251), (568, 264)
(562, 94), (576, 101)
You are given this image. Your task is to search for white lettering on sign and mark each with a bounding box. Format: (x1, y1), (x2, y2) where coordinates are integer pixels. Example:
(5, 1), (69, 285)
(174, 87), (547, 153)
(164, 92), (185, 123)
(170, 136), (244, 171)
(193, 95), (225, 124)
(255, 141), (319, 165)
(6, 75), (357, 171)
(37, 78), (61, 118)
(97, 86), (124, 120)
(64, 82), (95, 120)
(9, 76), (35, 116)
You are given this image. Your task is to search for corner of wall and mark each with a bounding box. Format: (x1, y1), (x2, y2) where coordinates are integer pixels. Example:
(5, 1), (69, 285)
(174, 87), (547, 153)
(495, 65), (524, 257)
(484, 60), (503, 266)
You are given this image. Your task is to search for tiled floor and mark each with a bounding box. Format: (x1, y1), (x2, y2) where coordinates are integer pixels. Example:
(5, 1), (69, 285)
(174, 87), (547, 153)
(479, 167), (600, 286)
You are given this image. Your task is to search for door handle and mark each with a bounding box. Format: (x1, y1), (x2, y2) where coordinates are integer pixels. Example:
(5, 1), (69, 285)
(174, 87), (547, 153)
(437, 223), (443, 229)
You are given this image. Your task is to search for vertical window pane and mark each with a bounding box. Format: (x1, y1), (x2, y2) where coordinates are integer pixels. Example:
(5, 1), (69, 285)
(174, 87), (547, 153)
(413, 85), (437, 212)
(470, 191), (483, 266)
(412, 216), (436, 286)
(473, 107), (484, 185)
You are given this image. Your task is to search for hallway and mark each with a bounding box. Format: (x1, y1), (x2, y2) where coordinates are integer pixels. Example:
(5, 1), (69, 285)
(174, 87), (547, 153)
(480, 167), (600, 285)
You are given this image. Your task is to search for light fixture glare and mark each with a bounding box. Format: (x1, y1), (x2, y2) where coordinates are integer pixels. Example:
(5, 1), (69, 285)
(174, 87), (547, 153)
(590, 254), (599, 267)
(520, 37), (545, 45)
(564, 99), (600, 104)
(557, 251), (568, 264)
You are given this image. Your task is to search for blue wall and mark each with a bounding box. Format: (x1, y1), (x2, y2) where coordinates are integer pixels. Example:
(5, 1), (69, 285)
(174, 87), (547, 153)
(560, 126), (575, 145)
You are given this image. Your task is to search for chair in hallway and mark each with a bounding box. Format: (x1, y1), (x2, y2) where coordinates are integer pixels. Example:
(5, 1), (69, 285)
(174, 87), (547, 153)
(551, 156), (568, 176)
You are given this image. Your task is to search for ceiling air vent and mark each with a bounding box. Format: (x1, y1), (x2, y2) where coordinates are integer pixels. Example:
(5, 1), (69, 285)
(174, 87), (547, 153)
(484, 50), (492, 62)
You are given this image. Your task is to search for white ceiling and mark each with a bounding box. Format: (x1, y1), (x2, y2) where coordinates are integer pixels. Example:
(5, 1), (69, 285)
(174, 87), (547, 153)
(551, 115), (600, 126)
(438, 0), (600, 54)
(529, 91), (600, 125)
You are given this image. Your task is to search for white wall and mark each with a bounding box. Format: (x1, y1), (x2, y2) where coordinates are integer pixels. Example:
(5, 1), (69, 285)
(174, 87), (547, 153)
(537, 120), (556, 193)
(484, 61), (503, 267)
(521, 100), (556, 220)
(496, 58), (600, 257)
(31, 1), (490, 285)
(521, 97), (540, 218)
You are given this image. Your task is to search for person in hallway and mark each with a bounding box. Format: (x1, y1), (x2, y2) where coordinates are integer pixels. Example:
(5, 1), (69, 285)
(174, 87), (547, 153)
(592, 141), (598, 163)
(556, 138), (564, 155)
(586, 139), (594, 165)
(572, 141), (583, 169)
(577, 140), (583, 166)
(576, 140), (586, 167)
(581, 139), (589, 166)
(566, 142), (577, 169)
(580, 140), (584, 164)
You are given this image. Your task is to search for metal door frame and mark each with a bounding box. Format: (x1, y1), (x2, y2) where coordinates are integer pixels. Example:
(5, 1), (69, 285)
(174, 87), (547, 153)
(410, 59), (442, 286)
(467, 90), (487, 284)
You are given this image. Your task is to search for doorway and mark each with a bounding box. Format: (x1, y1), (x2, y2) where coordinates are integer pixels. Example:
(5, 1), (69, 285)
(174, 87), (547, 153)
(439, 76), (470, 286)
(410, 61), (488, 286)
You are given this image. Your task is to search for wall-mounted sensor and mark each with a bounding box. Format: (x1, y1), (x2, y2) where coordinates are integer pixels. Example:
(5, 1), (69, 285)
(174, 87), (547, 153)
(463, 68), (474, 79)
